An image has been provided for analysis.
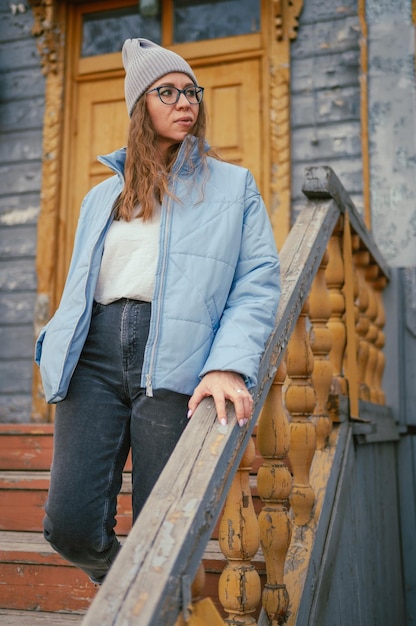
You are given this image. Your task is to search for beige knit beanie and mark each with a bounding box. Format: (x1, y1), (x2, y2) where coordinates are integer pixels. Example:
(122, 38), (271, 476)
(122, 38), (198, 117)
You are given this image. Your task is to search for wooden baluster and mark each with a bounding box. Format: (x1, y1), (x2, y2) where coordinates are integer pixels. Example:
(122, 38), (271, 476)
(218, 437), (261, 625)
(353, 246), (371, 401)
(309, 251), (333, 450)
(286, 300), (316, 526)
(374, 276), (387, 404)
(257, 360), (292, 625)
(343, 236), (360, 407)
(325, 223), (347, 395)
(364, 265), (379, 403)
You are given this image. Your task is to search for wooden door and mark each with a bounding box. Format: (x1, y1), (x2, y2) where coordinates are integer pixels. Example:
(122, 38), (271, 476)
(72, 59), (262, 214)
(197, 58), (262, 182)
(58, 0), (265, 299)
(70, 78), (129, 247)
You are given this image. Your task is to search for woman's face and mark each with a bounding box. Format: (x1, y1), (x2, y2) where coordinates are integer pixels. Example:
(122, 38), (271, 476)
(145, 72), (199, 158)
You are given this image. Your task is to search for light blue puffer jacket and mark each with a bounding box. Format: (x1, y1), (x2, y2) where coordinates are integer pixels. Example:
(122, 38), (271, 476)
(35, 137), (281, 403)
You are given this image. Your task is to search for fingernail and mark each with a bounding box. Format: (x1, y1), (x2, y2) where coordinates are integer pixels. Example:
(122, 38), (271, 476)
(221, 418), (227, 426)
(187, 409), (193, 419)
(239, 419), (248, 427)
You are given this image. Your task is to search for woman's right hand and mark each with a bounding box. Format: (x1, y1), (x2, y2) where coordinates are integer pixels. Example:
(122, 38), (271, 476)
(187, 370), (253, 428)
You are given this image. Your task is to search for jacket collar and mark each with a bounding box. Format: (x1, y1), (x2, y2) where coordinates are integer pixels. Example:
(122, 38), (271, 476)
(97, 135), (210, 179)
(97, 148), (127, 177)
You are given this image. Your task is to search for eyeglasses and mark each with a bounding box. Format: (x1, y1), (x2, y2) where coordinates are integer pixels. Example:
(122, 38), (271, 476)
(145, 85), (204, 105)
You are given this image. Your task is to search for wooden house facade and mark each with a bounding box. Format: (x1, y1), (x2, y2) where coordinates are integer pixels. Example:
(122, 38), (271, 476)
(0, 0), (415, 623)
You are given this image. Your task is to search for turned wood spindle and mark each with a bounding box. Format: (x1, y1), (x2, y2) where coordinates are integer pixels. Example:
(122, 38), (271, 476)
(325, 224), (347, 395)
(286, 300), (316, 526)
(373, 276), (387, 404)
(353, 247), (371, 401)
(309, 250), (333, 450)
(257, 359), (292, 625)
(218, 437), (261, 625)
(364, 265), (380, 403)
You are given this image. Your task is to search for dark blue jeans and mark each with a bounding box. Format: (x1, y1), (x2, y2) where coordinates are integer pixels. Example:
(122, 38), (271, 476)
(43, 299), (190, 583)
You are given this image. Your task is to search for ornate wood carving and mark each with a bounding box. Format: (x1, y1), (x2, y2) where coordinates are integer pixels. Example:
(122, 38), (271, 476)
(273, 0), (304, 42)
(268, 1), (304, 251)
(29, 0), (61, 75)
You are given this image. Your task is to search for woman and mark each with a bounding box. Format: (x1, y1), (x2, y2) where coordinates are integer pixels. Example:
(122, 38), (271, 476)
(35, 38), (280, 584)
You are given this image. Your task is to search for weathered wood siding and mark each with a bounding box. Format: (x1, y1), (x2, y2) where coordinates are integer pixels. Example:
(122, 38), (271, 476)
(291, 4), (415, 620)
(296, 417), (405, 626)
(400, 267), (416, 623)
(0, 2), (44, 422)
(365, 0), (416, 268)
(290, 0), (364, 218)
(384, 267), (416, 623)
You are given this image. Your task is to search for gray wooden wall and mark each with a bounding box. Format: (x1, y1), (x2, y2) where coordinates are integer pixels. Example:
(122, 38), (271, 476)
(366, 0), (416, 268)
(290, 1), (415, 622)
(290, 0), (364, 220)
(0, 2), (44, 422)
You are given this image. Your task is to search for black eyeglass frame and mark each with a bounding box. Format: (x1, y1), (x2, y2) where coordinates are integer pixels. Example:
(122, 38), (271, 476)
(145, 85), (204, 105)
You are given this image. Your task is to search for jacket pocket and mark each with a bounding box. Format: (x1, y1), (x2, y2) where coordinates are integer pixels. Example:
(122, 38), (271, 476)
(34, 321), (51, 365)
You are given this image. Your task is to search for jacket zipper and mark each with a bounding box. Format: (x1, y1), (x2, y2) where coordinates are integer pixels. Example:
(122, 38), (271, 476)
(145, 194), (173, 397)
(144, 143), (191, 397)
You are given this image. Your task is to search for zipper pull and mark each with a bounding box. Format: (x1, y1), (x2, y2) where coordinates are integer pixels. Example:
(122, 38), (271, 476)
(146, 374), (153, 397)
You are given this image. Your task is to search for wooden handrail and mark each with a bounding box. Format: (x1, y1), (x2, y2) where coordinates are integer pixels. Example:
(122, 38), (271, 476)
(83, 166), (388, 626)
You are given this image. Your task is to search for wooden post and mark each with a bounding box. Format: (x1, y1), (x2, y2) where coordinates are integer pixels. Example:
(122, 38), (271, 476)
(286, 301), (316, 526)
(218, 437), (261, 625)
(309, 251), (333, 450)
(257, 360), (292, 625)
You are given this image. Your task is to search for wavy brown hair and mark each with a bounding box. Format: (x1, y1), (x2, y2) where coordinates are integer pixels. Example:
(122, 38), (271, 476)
(114, 95), (213, 221)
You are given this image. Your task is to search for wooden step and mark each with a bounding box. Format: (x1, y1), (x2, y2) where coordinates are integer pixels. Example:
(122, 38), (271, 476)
(0, 609), (84, 624)
(0, 471), (133, 534)
(0, 423), (133, 472)
(0, 424), (54, 471)
(0, 530), (265, 617)
(0, 423), (266, 618)
(0, 531), (96, 612)
(0, 422), (262, 474)
(0, 468), (262, 536)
